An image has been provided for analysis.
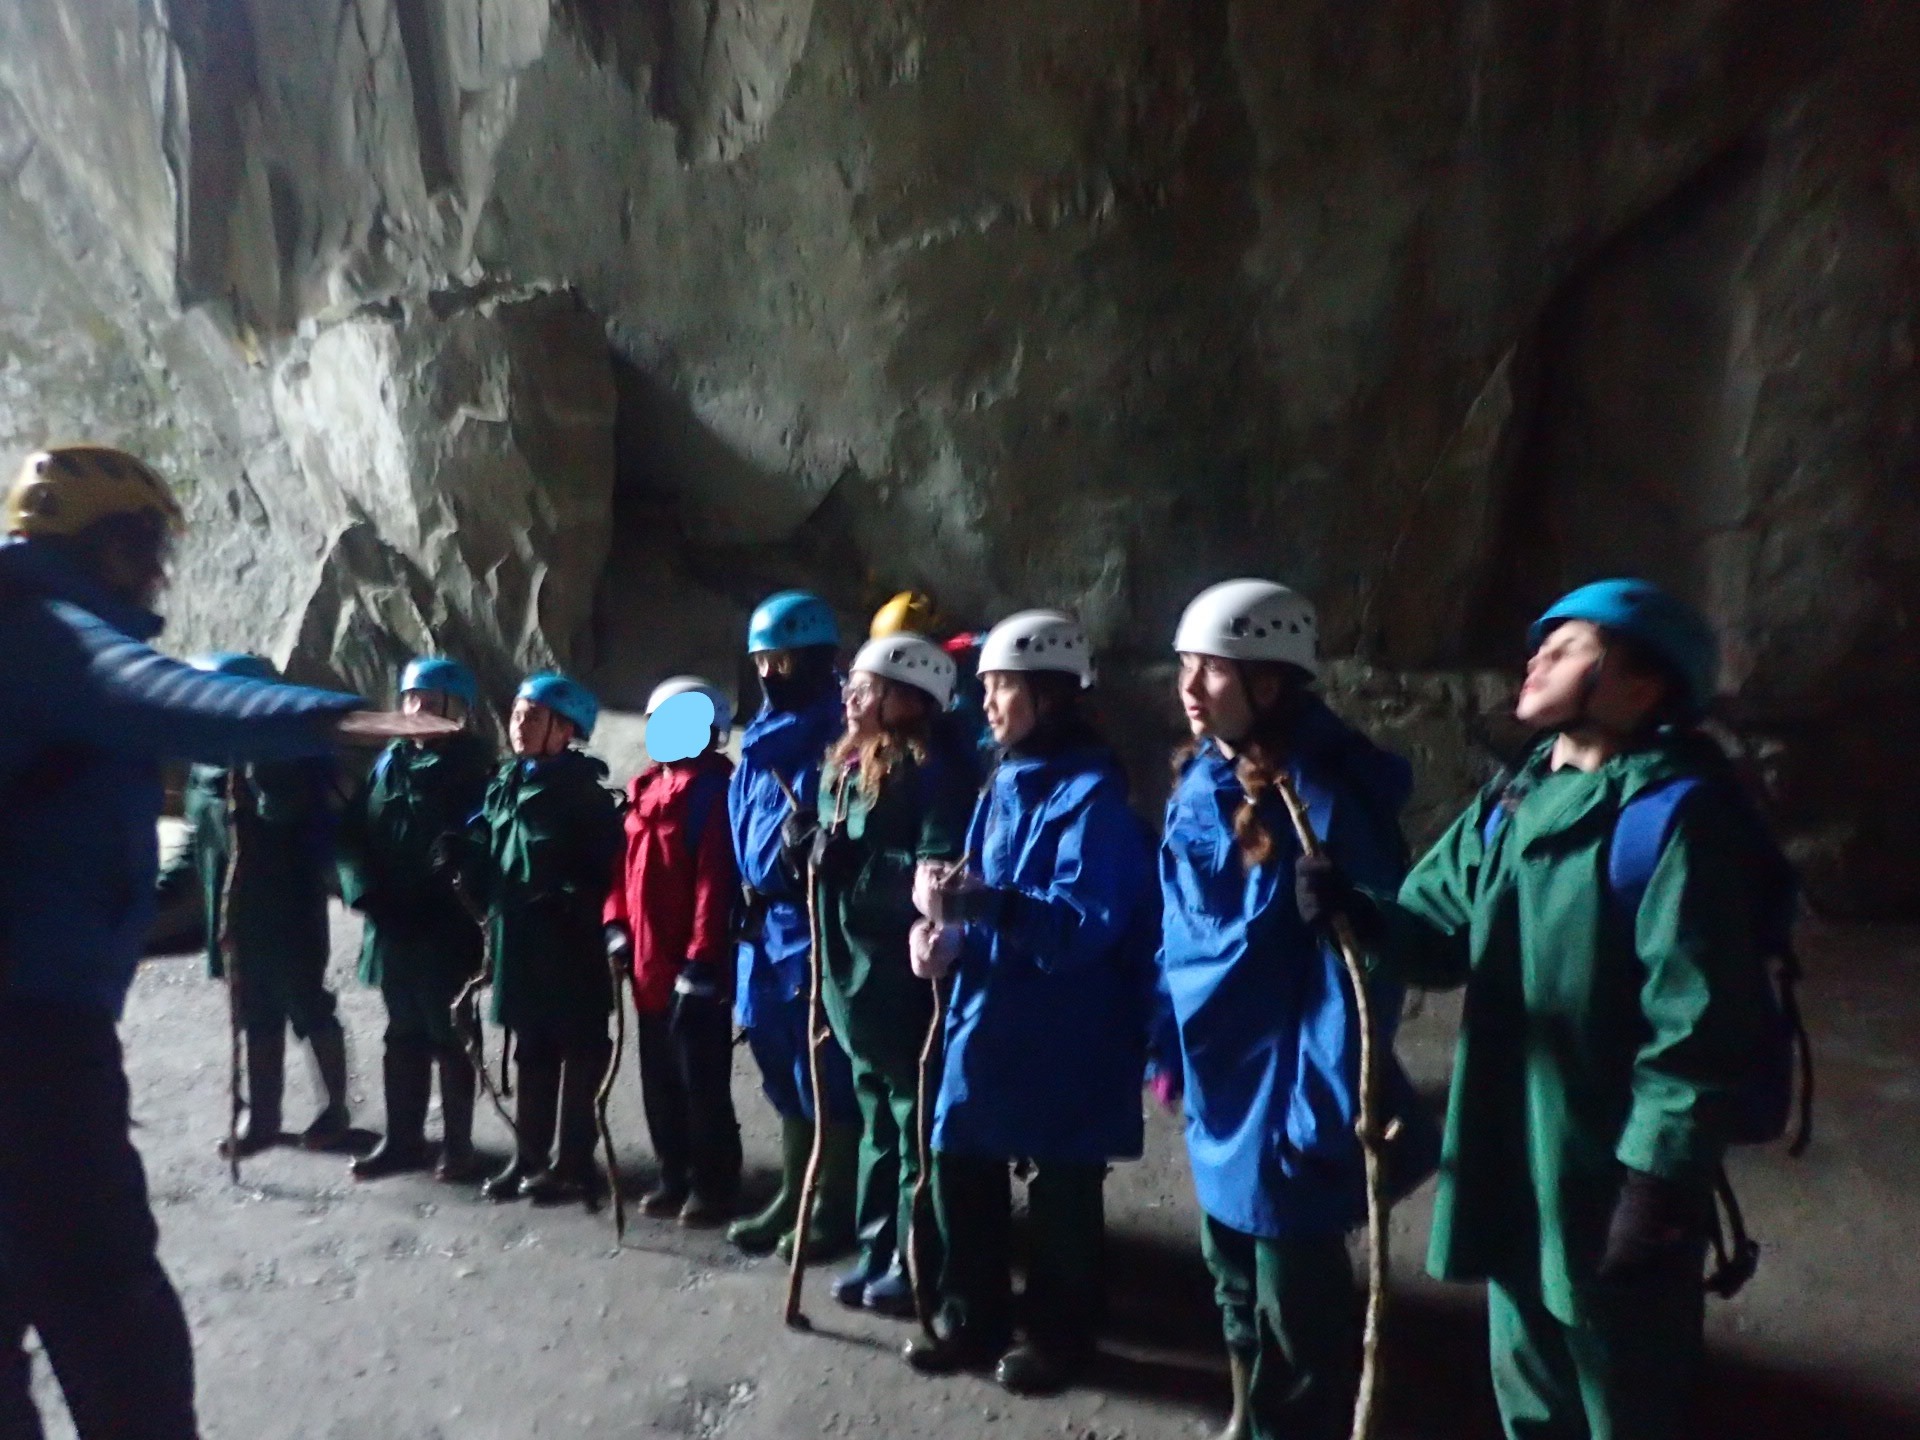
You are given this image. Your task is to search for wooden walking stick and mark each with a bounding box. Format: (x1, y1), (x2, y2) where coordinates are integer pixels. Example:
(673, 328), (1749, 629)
(450, 880), (524, 1144)
(907, 971), (949, 1345)
(219, 773), (249, 1183)
(596, 949), (630, 1240)
(783, 776), (846, 1330)
(1272, 772), (1389, 1440)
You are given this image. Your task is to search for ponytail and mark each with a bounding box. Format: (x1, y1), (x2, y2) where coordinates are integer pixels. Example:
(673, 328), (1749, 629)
(1170, 661), (1312, 869)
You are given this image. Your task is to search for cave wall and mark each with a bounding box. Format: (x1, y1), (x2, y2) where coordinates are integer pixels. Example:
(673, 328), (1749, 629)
(0, 0), (1912, 912)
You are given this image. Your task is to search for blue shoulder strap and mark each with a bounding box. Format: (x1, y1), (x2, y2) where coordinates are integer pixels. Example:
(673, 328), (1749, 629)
(1607, 775), (1701, 917)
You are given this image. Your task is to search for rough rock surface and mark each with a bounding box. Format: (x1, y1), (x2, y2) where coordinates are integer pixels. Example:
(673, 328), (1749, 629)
(0, 0), (1913, 909)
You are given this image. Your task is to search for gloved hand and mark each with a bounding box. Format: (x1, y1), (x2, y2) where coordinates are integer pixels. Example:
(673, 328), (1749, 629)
(912, 859), (950, 921)
(779, 806), (819, 869)
(670, 966), (730, 1034)
(1598, 1169), (1699, 1280)
(909, 919), (962, 981)
(1294, 853), (1371, 936)
(604, 922), (633, 960)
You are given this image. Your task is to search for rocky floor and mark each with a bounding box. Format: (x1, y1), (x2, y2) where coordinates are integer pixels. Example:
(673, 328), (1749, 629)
(25, 912), (1920, 1440)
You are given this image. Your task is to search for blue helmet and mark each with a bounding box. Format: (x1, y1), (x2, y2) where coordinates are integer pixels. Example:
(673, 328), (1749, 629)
(747, 590), (839, 655)
(400, 655), (478, 706)
(515, 671), (600, 740)
(192, 652), (277, 681)
(1529, 579), (1719, 715)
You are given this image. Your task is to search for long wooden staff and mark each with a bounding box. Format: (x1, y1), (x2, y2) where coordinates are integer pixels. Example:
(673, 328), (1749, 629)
(220, 773), (248, 1183)
(1272, 772), (1387, 1440)
(596, 949), (629, 1240)
(781, 772), (845, 1329)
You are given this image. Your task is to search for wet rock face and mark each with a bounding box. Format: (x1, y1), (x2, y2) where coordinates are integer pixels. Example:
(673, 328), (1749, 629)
(0, 0), (1913, 911)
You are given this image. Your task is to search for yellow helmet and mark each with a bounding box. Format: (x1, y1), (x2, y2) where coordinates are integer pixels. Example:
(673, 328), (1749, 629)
(4, 446), (185, 539)
(870, 590), (938, 639)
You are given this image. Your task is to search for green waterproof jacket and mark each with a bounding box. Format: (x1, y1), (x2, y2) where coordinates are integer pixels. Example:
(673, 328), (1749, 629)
(454, 749), (623, 1035)
(815, 738), (977, 1078)
(1375, 736), (1767, 1324)
(157, 760), (335, 979)
(336, 732), (495, 992)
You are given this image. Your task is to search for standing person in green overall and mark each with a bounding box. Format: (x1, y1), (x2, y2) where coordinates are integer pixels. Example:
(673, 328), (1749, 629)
(445, 672), (624, 1206)
(338, 656), (496, 1182)
(158, 652), (353, 1157)
(1297, 580), (1769, 1440)
(797, 633), (979, 1317)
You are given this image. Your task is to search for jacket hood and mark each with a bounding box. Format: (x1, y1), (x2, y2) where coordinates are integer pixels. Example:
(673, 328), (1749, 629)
(632, 746), (733, 797)
(0, 535), (164, 641)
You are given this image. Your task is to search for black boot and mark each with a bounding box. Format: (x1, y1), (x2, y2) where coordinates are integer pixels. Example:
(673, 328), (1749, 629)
(352, 1041), (432, 1180)
(525, 1046), (606, 1207)
(300, 1021), (354, 1151)
(434, 1047), (482, 1183)
(485, 1058), (559, 1201)
(219, 1027), (284, 1159)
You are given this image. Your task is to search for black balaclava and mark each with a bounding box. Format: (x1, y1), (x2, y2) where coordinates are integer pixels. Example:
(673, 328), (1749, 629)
(761, 644), (841, 714)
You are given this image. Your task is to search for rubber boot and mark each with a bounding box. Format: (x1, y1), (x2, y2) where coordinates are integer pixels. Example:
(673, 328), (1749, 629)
(525, 1052), (605, 1207)
(775, 1122), (860, 1263)
(1214, 1349), (1253, 1440)
(727, 1116), (811, 1254)
(299, 1021), (354, 1151)
(434, 1047), (482, 1183)
(219, 1027), (284, 1159)
(351, 1041), (432, 1179)
(486, 1059), (559, 1201)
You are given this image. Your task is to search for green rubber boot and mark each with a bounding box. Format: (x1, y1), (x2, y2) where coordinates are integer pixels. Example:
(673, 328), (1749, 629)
(728, 1116), (812, 1255)
(775, 1122), (860, 1264)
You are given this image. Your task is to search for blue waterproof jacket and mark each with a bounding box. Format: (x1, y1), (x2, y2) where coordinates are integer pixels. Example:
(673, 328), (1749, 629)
(1157, 698), (1423, 1238)
(933, 741), (1160, 1163)
(0, 538), (362, 1017)
(729, 686), (844, 1025)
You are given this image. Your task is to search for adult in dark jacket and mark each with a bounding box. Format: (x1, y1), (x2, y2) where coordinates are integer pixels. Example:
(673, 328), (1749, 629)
(157, 660), (352, 1157)
(725, 592), (860, 1261)
(450, 673), (624, 1207)
(0, 446), (441, 1440)
(807, 634), (977, 1317)
(1158, 579), (1433, 1440)
(905, 610), (1160, 1398)
(337, 656), (495, 1182)
(605, 676), (743, 1225)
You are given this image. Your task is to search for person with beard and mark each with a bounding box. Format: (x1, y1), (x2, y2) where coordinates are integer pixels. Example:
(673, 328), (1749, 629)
(725, 592), (861, 1260)
(1156, 579), (1432, 1440)
(799, 633), (978, 1317)
(902, 610), (1160, 1397)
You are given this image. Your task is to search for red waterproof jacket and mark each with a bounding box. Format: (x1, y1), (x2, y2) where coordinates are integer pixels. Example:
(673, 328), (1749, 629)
(605, 750), (738, 1016)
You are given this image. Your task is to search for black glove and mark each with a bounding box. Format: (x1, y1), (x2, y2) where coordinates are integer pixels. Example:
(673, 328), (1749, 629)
(669, 968), (730, 1036)
(780, 806), (818, 861)
(1294, 853), (1374, 937)
(1598, 1169), (1701, 1280)
(604, 922), (632, 959)
(429, 832), (468, 878)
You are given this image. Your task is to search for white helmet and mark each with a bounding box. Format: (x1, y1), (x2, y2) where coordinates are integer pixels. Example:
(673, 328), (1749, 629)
(978, 609), (1095, 688)
(1173, 579), (1320, 675)
(850, 633), (957, 708)
(644, 675), (733, 732)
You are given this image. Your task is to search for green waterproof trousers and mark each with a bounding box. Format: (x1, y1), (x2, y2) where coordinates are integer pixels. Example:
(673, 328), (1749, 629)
(933, 1154), (1106, 1361)
(850, 1049), (930, 1280)
(1487, 1253), (1704, 1440)
(1199, 1215), (1357, 1440)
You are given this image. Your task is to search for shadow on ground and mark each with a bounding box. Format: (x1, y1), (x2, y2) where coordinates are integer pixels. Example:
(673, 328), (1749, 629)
(1092, 1227), (1920, 1440)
